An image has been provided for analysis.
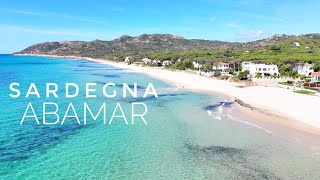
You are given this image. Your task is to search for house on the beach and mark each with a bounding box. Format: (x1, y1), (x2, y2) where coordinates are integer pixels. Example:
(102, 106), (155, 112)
(152, 60), (162, 66)
(124, 56), (130, 63)
(212, 62), (230, 74)
(293, 63), (314, 76)
(241, 61), (279, 76)
(193, 61), (203, 69)
(311, 72), (320, 83)
(141, 57), (152, 64)
(162, 60), (172, 66)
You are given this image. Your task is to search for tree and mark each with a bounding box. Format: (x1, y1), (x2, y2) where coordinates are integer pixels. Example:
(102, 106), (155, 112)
(314, 61), (320, 72)
(183, 61), (193, 69)
(194, 57), (207, 65)
(270, 45), (281, 51)
(172, 62), (186, 70)
(279, 64), (293, 76)
(255, 72), (262, 78)
(238, 70), (250, 80)
(213, 71), (221, 77)
(203, 62), (213, 72)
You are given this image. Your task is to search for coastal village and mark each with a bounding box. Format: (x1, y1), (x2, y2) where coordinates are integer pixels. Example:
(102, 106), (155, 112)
(13, 34), (320, 98)
(124, 54), (320, 96)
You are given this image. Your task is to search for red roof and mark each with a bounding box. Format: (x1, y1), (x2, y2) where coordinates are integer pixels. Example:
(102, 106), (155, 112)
(312, 72), (320, 76)
(217, 62), (229, 65)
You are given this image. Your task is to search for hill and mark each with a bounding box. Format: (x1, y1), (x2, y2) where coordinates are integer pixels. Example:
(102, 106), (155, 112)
(16, 34), (240, 56)
(14, 33), (320, 73)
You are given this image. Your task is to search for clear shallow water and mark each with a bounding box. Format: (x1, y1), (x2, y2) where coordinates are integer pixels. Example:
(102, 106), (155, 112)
(0, 55), (320, 179)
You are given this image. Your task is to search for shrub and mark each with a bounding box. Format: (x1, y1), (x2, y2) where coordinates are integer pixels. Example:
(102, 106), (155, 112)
(213, 71), (221, 77)
(255, 73), (262, 78)
(293, 90), (316, 95)
(238, 70), (250, 80)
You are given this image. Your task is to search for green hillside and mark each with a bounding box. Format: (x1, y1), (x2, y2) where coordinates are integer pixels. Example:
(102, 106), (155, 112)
(15, 33), (320, 74)
(239, 38), (320, 64)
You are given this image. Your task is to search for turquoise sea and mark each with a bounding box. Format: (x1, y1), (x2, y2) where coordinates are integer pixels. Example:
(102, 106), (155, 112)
(1, 55), (320, 179)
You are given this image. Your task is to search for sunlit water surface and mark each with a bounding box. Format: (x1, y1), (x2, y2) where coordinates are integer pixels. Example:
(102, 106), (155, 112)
(0, 55), (319, 179)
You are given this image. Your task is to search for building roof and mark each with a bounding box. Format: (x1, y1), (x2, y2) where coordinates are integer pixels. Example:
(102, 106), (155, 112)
(312, 72), (320, 76)
(217, 62), (229, 65)
(295, 62), (313, 67)
(242, 62), (277, 66)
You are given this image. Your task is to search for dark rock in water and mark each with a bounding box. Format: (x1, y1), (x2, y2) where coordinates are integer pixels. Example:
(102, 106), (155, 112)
(115, 84), (146, 90)
(74, 67), (123, 72)
(184, 144), (280, 179)
(185, 144), (244, 156)
(90, 73), (120, 78)
(77, 64), (107, 68)
(126, 93), (187, 103)
(0, 123), (91, 163)
(204, 101), (233, 111)
(94, 81), (146, 90)
(73, 69), (94, 72)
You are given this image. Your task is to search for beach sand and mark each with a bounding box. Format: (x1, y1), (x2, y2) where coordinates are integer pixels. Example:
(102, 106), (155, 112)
(100, 59), (320, 152)
(98, 60), (320, 124)
(14, 54), (320, 151)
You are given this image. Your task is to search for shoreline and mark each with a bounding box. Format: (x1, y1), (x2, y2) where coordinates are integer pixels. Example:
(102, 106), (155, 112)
(14, 53), (320, 149)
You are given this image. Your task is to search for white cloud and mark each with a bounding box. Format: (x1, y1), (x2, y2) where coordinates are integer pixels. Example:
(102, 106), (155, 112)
(227, 22), (240, 28)
(235, 30), (264, 41)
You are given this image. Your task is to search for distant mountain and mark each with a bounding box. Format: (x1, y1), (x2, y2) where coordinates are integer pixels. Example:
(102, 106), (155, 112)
(15, 34), (240, 56)
(14, 33), (320, 57)
(245, 33), (320, 47)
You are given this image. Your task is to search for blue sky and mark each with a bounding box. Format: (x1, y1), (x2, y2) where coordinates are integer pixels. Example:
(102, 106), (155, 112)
(0, 0), (319, 53)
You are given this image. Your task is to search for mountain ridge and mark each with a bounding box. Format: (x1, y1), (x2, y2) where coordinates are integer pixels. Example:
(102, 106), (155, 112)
(16, 33), (239, 55)
(14, 33), (320, 60)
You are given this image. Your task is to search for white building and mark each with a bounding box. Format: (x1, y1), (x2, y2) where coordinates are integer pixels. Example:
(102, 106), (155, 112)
(162, 60), (172, 66)
(152, 60), (161, 66)
(192, 61), (203, 69)
(293, 42), (300, 47)
(241, 61), (279, 76)
(311, 72), (320, 82)
(200, 71), (213, 77)
(213, 62), (230, 73)
(141, 57), (152, 64)
(293, 63), (314, 76)
(124, 56), (130, 63)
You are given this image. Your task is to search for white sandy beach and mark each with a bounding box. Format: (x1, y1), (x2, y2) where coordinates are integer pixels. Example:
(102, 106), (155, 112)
(15, 54), (320, 131)
(97, 60), (320, 130)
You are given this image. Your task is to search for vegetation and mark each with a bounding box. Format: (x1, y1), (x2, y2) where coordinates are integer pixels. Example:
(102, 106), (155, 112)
(170, 62), (188, 70)
(16, 33), (320, 77)
(255, 73), (262, 78)
(213, 71), (221, 77)
(278, 81), (318, 91)
(293, 90), (316, 95)
(237, 70), (250, 80)
(278, 81), (293, 86)
(203, 63), (213, 72)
